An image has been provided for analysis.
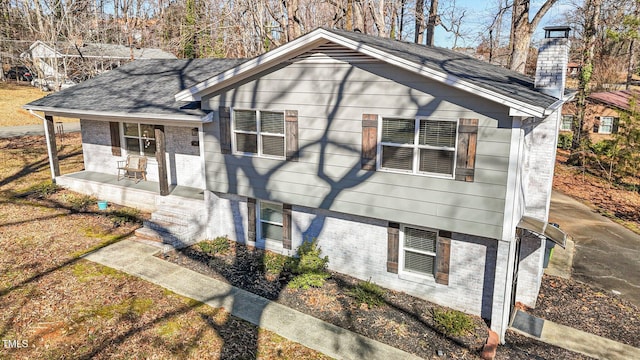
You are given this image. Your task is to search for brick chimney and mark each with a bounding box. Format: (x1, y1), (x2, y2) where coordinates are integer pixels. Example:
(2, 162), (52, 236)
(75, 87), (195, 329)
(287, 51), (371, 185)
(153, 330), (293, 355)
(534, 26), (571, 99)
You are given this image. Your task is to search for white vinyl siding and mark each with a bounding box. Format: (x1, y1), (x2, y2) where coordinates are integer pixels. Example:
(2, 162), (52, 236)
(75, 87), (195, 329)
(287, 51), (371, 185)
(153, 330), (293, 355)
(599, 116), (614, 134)
(233, 109), (285, 158)
(258, 201), (283, 242)
(379, 118), (457, 177)
(123, 122), (156, 156)
(560, 115), (573, 131)
(400, 225), (437, 277)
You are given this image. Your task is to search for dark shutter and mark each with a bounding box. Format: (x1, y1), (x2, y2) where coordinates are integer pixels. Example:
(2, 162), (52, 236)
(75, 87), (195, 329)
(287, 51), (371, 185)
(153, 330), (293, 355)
(285, 110), (299, 161)
(387, 222), (400, 273)
(435, 230), (452, 285)
(219, 107), (232, 154)
(283, 204), (292, 249)
(247, 198), (256, 242)
(593, 116), (600, 133)
(612, 117), (620, 134)
(109, 122), (121, 156)
(362, 114), (378, 171)
(455, 118), (478, 182)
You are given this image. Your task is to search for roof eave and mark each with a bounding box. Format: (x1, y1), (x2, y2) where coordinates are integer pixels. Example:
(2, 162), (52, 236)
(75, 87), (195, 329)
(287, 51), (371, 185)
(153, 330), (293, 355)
(23, 105), (211, 123)
(178, 28), (553, 116)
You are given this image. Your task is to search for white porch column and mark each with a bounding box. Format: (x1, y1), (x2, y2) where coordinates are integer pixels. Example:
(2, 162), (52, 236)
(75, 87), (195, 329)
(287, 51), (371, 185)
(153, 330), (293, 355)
(43, 115), (60, 180)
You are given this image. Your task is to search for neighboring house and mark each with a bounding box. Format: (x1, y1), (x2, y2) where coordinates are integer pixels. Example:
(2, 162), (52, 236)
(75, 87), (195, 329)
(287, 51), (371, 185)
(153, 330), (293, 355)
(561, 89), (639, 142)
(20, 40), (176, 89)
(24, 27), (571, 342)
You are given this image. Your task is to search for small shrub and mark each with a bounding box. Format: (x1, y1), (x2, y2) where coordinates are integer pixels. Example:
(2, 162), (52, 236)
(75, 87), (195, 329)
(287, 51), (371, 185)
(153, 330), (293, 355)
(292, 239), (329, 274)
(109, 207), (142, 227)
(263, 252), (292, 274)
(63, 193), (94, 212)
(432, 308), (474, 337)
(20, 181), (60, 198)
(287, 272), (330, 289)
(557, 133), (573, 150)
(198, 236), (230, 255)
(349, 280), (386, 307)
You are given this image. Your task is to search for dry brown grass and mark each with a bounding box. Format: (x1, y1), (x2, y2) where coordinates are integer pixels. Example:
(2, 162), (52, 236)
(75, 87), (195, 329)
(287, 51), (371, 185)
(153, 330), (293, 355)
(0, 82), (77, 127)
(0, 135), (329, 360)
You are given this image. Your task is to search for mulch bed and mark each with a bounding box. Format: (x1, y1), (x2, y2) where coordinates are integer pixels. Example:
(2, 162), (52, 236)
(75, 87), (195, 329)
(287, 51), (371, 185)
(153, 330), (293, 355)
(162, 241), (598, 359)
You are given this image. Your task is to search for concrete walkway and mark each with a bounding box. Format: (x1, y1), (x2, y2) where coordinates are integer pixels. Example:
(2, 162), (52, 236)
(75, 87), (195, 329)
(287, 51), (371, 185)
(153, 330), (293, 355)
(83, 239), (422, 360)
(549, 191), (640, 307)
(0, 122), (80, 138)
(511, 310), (640, 360)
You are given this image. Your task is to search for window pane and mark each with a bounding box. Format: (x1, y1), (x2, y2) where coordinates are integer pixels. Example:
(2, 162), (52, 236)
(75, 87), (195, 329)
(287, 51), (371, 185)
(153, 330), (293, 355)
(236, 133), (257, 153)
(260, 202), (283, 224)
(382, 119), (415, 144)
(140, 124), (155, 139)
(142, 139), (156, 156)
(419, 149), (454, 175)
(404, 251), (435, 275)
(261, 222), (283, 241)
(419, 120), (456, 147)
(262, 135), (284, 157)
(404, 227), (437, 252)
(123, 122), (139, 136)
(382, 146), (413, 171)
(261, 111), (284, 134)
(561, 116), (573, 131)
(600, 117), (613, 134)
(126, 138), (140, 154)
(234, 110), (257, 131)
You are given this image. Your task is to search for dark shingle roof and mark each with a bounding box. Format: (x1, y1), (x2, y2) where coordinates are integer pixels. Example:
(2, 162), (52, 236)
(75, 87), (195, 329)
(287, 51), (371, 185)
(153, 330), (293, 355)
(324, 28), (559, 109)
(26, 59), (245, 117)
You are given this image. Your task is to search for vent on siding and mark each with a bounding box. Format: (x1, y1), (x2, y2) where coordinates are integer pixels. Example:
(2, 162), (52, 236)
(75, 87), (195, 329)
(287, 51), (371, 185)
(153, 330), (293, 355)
(289, 43), (379, 64)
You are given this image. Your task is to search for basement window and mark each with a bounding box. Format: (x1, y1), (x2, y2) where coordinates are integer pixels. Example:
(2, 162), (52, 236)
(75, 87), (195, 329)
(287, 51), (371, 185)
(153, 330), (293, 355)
(400, 225), (437, 277)
(258, 201), (283, 243)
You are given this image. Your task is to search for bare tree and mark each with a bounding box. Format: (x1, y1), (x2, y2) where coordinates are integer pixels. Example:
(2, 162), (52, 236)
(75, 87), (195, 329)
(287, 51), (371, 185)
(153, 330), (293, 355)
(425, 0), (438, 46)
(572, 0), (602, 150)
(508, 0), (558, 73)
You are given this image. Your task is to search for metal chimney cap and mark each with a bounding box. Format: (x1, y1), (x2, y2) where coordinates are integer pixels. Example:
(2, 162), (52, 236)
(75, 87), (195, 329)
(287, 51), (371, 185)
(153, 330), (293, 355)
(544, 26), (571, 39)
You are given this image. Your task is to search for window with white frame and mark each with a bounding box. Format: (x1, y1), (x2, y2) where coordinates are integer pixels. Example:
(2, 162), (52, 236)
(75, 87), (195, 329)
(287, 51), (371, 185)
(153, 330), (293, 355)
(258, 201), (283, 242)
(561, 115), (573, 131)
(598, 116), (615, 134)
(123, 122), (156, 156)
(380, 118), (457, 177)
(400, 226), (437, 277)
(233, 110), (285, 157)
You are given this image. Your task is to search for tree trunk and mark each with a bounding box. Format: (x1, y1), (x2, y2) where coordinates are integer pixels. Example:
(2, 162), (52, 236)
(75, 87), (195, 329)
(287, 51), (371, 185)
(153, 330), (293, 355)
(369, 0), (387, 37)
(508, 0), (558, 73)
(286, 0), (301, 41)
(426, 0), (438, 46)
(414, 0), (424, 44)
(572, 0), (602, 151)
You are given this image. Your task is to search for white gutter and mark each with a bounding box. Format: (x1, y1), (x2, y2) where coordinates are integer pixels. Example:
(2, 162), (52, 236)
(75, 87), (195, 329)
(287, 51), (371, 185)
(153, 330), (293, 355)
(23, 105), (212, 123)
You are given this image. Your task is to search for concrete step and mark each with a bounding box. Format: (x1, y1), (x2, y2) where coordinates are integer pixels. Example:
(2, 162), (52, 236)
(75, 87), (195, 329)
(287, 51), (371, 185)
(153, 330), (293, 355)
(155, 195), (205, 210)
(143, 220), (196, 236)
(134, 226), (198, 248)
(150, 210), (192, 226)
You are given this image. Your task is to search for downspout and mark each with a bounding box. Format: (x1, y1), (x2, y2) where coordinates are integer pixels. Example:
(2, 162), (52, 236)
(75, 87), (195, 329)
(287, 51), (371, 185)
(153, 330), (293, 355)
(29, 110), (57, 181)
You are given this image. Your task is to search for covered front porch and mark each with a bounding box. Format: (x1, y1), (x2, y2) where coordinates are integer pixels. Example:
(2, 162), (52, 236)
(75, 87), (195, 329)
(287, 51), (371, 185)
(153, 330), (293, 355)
(57, 170), (204, 212)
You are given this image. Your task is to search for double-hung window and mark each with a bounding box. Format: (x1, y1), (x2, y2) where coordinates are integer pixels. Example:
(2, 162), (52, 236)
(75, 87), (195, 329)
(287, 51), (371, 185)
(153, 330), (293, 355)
(233, 110), (285, 158)
(400, 226), (437, 277)
(380, 118), (457, 177)
(123, 122), (156, 156)
(258, 201), (283, 242)
(598, 116), (615, 134)
(560, 115), (573, 131)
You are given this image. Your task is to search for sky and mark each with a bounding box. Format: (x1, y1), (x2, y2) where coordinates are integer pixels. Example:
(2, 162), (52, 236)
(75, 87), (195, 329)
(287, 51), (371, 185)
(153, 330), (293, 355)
(432, 0), (577, 48)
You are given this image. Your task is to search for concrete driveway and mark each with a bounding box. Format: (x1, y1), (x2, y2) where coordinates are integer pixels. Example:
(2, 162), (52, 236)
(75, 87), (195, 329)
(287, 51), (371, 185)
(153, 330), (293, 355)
(0, 122), (80, 138)
(549, 191), (640, 307)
